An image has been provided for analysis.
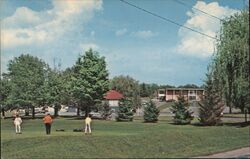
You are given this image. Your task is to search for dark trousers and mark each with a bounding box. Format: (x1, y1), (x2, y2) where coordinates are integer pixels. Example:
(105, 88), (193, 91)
(45, 123), (51, 134)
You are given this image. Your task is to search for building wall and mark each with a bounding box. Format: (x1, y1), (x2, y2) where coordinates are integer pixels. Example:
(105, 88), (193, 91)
(108, 100), (119, 107)
(161, 89), (204, 101)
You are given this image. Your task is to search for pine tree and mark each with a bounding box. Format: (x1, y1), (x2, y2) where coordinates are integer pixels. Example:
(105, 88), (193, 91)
(143, 100), (160, 122)
(116, 98), (134, 121)
(198, 73), (224, 126)
(171, 96), (193, 124)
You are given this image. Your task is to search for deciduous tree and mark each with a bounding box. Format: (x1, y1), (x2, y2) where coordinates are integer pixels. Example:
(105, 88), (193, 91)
(71, 49), (109, 117)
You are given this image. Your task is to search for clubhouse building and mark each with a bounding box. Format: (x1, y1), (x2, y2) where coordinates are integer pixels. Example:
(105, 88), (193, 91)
(157, 88), (205, 101)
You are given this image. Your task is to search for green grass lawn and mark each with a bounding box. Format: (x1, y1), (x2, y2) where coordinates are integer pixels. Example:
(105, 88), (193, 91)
(157, 102), (173, 111)
(1, 116), (249, 158)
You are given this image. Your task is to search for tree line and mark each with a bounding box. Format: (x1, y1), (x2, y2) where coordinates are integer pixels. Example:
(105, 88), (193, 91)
(0, 48), (202, 119)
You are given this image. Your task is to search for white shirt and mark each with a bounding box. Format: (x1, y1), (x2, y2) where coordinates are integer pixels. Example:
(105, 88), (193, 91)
(85, 117), (91, 125)
(14, 117), (22, 125)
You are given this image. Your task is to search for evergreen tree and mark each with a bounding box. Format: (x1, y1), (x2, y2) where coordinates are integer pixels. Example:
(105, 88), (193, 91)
(116, 98), (133, 121)
(198, 73), (224, 126)
(143, 100), (160, 122)
(171, 96), (193, 124)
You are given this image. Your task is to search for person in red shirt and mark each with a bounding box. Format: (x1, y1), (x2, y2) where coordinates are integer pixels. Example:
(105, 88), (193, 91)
(43, 113), (53, 135)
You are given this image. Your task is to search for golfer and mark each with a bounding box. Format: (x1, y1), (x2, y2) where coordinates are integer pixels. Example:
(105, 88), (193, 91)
(14, 114), (22, 134)
(43, 113), (53, 135)
(84, 114), (92, 135)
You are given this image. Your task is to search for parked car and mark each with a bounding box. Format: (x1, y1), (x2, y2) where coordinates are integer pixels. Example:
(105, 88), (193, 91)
(89, 112), (102, 119)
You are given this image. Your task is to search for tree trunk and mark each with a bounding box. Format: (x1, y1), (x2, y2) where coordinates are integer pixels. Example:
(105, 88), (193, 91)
(32, 106), (35, 119)
(85, 103), (91, 118)
(85, 110), (88, 118)
(245, 108), (248, 123)
(229, 105), (232, 114)
(54, 107), (58, 117)
(25, 108), (29, 116)
(1, 108), (5, 119)
(54, 103), (59, 117)
(77, 107), (80, 116)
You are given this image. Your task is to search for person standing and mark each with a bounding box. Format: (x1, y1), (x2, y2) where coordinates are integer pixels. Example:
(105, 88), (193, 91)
(84, 115), (92, 135)
(43, 113), (53, 135)
(14, 114), (22, 134)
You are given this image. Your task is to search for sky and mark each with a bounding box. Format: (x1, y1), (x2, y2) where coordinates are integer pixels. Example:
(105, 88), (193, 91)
(0, 0), (247, 86)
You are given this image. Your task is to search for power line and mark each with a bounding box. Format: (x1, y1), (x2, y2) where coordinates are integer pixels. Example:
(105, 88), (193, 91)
(173, 0), (223, 21)
(119, 0), (218, 40)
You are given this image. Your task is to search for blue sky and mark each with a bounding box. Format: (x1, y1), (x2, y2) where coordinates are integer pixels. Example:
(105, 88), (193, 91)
(1, 0), (247, 86)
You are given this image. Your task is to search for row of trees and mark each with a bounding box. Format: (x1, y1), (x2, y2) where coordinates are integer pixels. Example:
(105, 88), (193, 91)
(167, 10), (249, 126)
(0, 49), (109, 118)
(116, 98), (160, 123)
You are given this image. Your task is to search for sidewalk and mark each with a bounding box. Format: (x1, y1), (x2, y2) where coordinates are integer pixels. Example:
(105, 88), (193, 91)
(194, 147), (250, 158)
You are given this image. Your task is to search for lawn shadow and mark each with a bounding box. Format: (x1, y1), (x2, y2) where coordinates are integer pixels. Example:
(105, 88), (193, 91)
(62, 116), (85, 120)
(191, 121), (250, 128)
(223, 121), (250, 128)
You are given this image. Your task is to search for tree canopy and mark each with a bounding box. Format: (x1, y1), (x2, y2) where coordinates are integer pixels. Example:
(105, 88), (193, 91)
(71, 49), (109, 117)
(4, 54), (49, 118)
(110, 75), (141, 109)
(211, 10), (249, 113)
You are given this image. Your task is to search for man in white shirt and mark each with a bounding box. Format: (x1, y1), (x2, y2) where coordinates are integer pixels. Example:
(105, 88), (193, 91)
(14, 114), (22, 134)
(84, 115), (92, 135)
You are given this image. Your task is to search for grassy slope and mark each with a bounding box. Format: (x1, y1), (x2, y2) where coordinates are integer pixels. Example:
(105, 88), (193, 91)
(157, 102), (173, 111)
(1, 116), (249, 158)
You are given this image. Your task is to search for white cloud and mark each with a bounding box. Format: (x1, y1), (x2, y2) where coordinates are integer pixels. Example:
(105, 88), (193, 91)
(79, 43), (99, 51)
(177, 1), (238, 58)
(115, 28), (127, 36)
(131, 30), (158, 39)
(1, 0), (103, 49)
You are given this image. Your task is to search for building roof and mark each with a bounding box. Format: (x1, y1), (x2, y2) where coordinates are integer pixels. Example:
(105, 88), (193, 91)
(104, 90), (124, 100)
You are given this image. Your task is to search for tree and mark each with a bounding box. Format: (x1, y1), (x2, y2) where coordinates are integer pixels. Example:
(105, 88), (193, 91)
(116, 98), (134, 121)
(6, 54), (48, 118)
(198, 73), (225, 126)
(0, 75), (12, 118)
(171, 96), (193, 124)
(178, 84), (199, 88)
(44, 69), (64, 117)
(143, 100), (160, 122)
(101, 101), (112, 120)
(140, 83), (160, 98)
(71, 49), (109, 117)
(110, 75), (141, 110)
(212, 10), (249, 113)
(140, 83), (149, 97)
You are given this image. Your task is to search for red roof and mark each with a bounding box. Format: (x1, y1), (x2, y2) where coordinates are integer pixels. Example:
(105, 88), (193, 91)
(104, 90), (124, 100)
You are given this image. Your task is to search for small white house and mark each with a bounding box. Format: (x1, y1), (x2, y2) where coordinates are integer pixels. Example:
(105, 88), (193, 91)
(103, 90), (124, 111)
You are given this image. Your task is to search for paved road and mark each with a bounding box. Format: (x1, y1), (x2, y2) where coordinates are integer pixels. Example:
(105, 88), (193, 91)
(194, 147), (250, 158)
